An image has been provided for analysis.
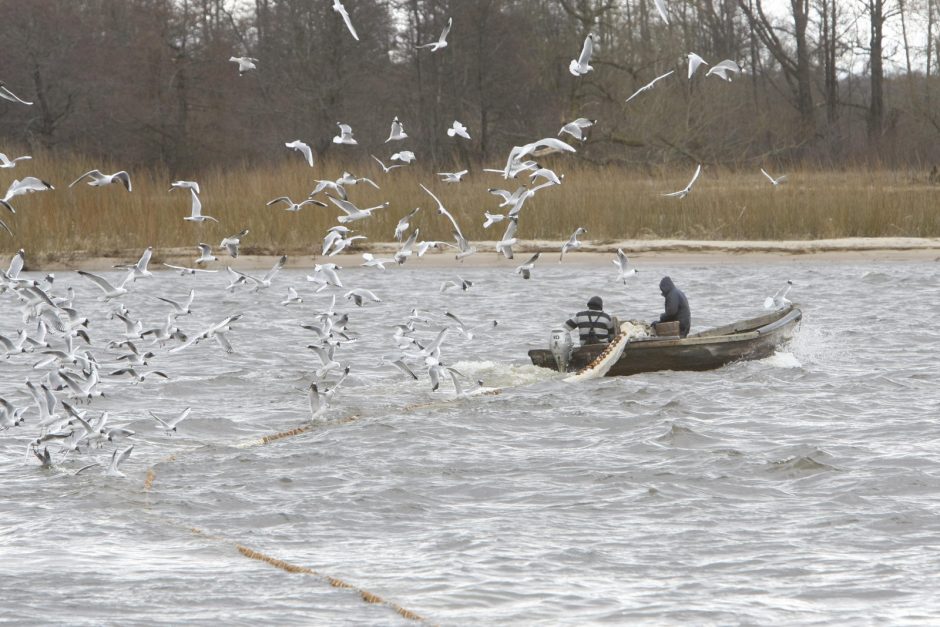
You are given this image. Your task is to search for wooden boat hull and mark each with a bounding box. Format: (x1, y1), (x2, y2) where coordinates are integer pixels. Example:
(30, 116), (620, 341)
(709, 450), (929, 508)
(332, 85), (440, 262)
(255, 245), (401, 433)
(528, 306), (803, 377)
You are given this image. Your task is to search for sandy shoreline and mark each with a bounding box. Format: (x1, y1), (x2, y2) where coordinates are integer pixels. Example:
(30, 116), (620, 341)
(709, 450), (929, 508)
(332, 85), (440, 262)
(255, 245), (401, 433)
(16, 237), (940, 271)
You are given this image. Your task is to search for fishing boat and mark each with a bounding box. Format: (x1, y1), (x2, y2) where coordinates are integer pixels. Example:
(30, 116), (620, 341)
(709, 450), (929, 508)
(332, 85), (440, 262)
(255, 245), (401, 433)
(529, 304), (803, 377)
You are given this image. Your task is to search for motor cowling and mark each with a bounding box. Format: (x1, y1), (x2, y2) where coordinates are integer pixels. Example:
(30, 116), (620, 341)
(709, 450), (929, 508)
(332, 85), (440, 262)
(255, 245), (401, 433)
(549, 328), (573, 373)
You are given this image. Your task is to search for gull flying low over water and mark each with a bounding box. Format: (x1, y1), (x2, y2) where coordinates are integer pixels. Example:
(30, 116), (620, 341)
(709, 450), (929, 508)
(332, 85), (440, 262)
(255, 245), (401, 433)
(77, 270), (131, 302)
(194, 243), (216, 264)
(69, 169), (132, 192)
(0, 152), (31, 168)
(420, 183), (476, 260)
(448, 120), (470, 139)
(371, 154), (407, 174)
(0, 176), (54, 217)
(332, 0), (359, 41)
(418, 17), (453, 52)
(394, 228), (419, 265)
(229, 56), (258, 75)
(220, 229), (249, 258)
(496, 216), (518, 259)
(662, 164), (702, 199)
(106, 444), (134, 477)
(113, 246), (153, 280)
(227, 255), (287, 291)
(625, 70), (675, 104)
(706, 59), (742, 81)
(163, 263), (218, 276)
(184, 189), (218, 222)
(285, 140), (315, 167)
(362, 252), (396, 270)
(760, 168), (788, 186)
(687, 53), (708, 79)
(515, 251), (540, 279)
(764, 280), (793, 309)
(333, 123), (358, 145)
(613, 248), (638, 283)
(438, 170), (468, 184)
(386, 117), (407, 142)
(558, 118), (595, 142)
(156, 288), (196, 316)
(267, 196), (326, 212)
(0, 81), (33, 105)
(150, 407), (191, 433)
(281, 286), (303, 306)
(560, 227), (586, 261)
(345, 288), (382, 307)
(570, 34), (594, 76)
(440, 276), (473, 293)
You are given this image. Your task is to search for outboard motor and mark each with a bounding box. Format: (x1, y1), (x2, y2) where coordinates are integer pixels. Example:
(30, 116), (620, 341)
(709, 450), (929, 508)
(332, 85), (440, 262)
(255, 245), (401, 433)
(549, 328), (573, 373)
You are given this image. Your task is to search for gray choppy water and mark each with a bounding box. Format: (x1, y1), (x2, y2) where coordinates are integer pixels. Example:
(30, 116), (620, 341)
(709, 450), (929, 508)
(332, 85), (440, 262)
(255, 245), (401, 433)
(2, 258), (939, 625)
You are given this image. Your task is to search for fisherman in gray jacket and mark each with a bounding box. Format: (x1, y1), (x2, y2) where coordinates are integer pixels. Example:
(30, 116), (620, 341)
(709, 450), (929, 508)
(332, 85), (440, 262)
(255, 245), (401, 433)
(655, 276), (691, 337)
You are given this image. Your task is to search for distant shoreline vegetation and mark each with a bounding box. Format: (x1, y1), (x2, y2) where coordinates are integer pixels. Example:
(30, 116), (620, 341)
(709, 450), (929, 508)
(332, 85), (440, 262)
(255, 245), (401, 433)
(1, 151), (938, 256)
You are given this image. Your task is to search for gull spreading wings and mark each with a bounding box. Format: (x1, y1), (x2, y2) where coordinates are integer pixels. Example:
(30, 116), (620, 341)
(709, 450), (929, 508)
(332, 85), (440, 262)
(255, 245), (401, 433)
(417, 17), (453, 52)
(332, 0), (359, 41)
(569, 34), (594, 76)
(285, 140), (314, 167)
(662, 164), (702, 199)
(69, 169), (132, 192)
(625, 70), (675, 104)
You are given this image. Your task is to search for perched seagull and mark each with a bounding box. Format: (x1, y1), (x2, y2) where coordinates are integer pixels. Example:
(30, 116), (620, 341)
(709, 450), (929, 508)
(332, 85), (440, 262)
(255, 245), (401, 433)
(558, 118), (596, 142)
(515, 252), (540, 280)
(220, 229), (249, 258)
(687, 53), (708, 79)
(662, 164), (702, 199)
(150, 407), (191, 433)
(0, 81), (32, 105)
(570, 34), (595, 76)
(267, 196), (326, 212)
(560, 227), (587, 261)
(69, 169), (132, 192)
(483, 211), (505, 229)
(440, 276), (473, 293)
(105, 445), (135, 477)
(394, 207), (420, 241)
(332, 0), (359, 41)
(77, 270), (131, 302)
(371, 154), (407, 173)
(195, 243), (216, 264)
(333, 123), (358, 145)
(612, 248), (638, 283)
(0, 152), (31, 169)
(438, 170), (468, 184)
(285, 140), (315, 167)
(448, 120), (470, 139)
(496, 216), (518, 259)
(0, 177), (54, 214)
(169, 180), (200, 194)
(114, 246), (154, 280)
(386, 116), (407, 142)
(184, 189), (218, 222)
(654, 0), (670, 22)
(760, 168), (788, 187)
(229, 56), (258, 75)
(764, 280), (793, 310)
(345, 288), (382, 307)
(625, 70), (675, 104)
(281, 287), (303, 306)
(391, 151), (416, 164)
(417, 17), (453, 52)
(706, 59), (742, 81)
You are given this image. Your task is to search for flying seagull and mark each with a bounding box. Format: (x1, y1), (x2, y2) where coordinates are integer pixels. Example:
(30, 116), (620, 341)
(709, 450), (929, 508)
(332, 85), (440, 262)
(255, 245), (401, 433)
(0, 177), (54, 214)
(285, 140), (314, 167)
(220, 229), (249, 258)
(662, 164), (702, 199)
(570, 34), (594, 76)
(515, 252), (541, 280)
(654, 0), (670, 23)
(184, 188), (217, 222)
(333, 123), (358, 145)
(0, 81), (32, 105)
(229, 56), (258, 75)
(418, 17), (453, 52)
(438, 170), (468, 184)
(169, 180), (200, 194)
(386, 117), (407, 142)
(625, 70), (675, 104)
(69, 169), (132, 192)
(332, 0), (359, 41)
(371, 154), (406, 173)
(760, 168), (788, 186)
(764, 280), (793, 310)
(558, 118), (596, 142)
(391, 151), (416, 164)
(560, 227), (587, 261)
(687, 53), (708, 79)
(448, 120), (470, 139)
(267, 196), (326, 212)
(706, 59), (742, 81)
(612, 248), (638, 283)
(0, 152), (31, 169)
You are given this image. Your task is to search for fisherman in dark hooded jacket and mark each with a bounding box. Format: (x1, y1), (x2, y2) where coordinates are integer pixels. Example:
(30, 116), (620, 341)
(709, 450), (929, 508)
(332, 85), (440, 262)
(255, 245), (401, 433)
(656, 276), (691, 337)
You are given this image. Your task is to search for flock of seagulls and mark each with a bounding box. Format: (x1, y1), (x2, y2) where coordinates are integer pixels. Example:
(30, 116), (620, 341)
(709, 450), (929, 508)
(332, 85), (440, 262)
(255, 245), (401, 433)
(0, 3), (794, 478)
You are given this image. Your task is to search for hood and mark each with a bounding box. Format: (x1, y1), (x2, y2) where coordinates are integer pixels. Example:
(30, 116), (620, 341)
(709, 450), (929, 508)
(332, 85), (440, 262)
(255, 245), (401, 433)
(587, 295), (603, 310)
(659, 276), (675, 296)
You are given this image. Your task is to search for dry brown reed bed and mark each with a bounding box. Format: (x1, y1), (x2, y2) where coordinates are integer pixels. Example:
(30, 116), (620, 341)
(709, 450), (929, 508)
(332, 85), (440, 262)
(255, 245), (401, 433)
(2, 150), (938, 260)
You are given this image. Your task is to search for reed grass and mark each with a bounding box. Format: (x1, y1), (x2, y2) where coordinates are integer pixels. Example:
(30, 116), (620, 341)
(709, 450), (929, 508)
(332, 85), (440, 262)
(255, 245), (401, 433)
(2, 149), (938, 260)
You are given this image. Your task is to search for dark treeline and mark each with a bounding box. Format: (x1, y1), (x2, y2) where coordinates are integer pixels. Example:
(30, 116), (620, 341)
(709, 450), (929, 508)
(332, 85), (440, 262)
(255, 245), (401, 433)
(2, 0), (940, 174)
